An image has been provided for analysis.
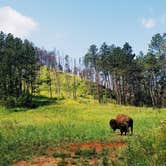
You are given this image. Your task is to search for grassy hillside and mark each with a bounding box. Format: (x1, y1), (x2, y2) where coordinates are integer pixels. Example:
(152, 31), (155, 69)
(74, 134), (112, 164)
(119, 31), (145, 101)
(0, 66), (166, 166)
(38, 66), (89, 99)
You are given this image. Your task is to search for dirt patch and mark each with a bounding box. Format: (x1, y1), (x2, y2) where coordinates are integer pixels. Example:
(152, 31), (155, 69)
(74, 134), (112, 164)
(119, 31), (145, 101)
(13, 157), (62, 166)
(31, 156), (62, 166)
(13, 156), (103, 166)
(13, 141), (126, 166)
(68, 141), (126, 153)
(13, 160), (27, 166)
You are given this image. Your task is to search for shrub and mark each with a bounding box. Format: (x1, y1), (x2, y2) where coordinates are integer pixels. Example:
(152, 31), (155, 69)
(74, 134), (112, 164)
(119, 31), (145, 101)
(4, 96), (17, 108)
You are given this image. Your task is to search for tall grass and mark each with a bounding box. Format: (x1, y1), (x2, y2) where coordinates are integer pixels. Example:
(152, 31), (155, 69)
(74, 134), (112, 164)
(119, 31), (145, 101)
(0, 99), (165, 165)
(124, 119), (166, 166)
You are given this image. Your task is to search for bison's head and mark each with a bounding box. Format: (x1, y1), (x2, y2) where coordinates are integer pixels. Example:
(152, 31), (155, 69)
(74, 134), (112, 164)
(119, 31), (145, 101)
(119, 122), (129, 130)
(109, 119), (117, 131)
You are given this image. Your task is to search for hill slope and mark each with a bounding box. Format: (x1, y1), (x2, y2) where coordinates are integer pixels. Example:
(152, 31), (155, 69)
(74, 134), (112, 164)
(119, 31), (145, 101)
(0, 66), (165, 166)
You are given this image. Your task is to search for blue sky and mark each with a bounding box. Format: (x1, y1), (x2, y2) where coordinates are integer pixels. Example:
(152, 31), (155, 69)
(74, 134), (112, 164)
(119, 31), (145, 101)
(0, 0), (166, 58)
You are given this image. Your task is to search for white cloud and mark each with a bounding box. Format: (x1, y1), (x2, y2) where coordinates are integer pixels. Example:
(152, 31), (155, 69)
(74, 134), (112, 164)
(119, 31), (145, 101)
(141, 18), (156, 29)
(0, 6), (38, 37)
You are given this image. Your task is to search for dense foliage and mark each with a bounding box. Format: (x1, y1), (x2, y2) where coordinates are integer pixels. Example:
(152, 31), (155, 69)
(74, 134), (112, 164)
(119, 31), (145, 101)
(83, 34), (166, 107)
(0, 32), (38, 107)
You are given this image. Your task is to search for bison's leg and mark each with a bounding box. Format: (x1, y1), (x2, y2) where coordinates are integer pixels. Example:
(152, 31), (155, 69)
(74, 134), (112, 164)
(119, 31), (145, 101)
(120, 129), (123, 136)
(131, 126), (133, 135)
(129, 119), (133, 135)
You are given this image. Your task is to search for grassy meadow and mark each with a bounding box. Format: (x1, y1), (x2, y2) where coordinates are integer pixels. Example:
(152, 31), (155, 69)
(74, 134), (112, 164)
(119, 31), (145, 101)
(0, 98), (166, 166)
(0, 68), (166, 166)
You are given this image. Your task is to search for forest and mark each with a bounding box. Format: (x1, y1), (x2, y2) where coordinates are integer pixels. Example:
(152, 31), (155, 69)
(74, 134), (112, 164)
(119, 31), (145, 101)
(0, 31), (165, 108)
(83, 34), (166, 107)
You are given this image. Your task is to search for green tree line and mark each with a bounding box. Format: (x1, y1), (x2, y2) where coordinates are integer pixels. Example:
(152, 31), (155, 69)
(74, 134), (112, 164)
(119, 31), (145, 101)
(0, 31), (165, 108)
(83, 33), (166, 107)
(0, 31), (38, 107)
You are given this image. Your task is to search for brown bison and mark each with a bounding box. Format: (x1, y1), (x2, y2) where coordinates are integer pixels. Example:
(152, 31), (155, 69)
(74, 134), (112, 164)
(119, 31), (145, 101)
(109, 114), (133, 135)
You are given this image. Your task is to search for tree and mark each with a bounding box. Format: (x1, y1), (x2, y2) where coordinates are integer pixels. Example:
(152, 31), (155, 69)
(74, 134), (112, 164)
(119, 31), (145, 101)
(83, 45), (103, 102)
(0, 31), (38, 107)
(145, 33), (166, 107)
(64, 55), (71, 97)
(73, 59), (77, 100)
(99, 42), (112, 102)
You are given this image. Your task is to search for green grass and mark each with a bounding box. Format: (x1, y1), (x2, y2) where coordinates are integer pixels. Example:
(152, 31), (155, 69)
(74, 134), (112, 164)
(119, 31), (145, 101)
(0, 66), (165, 165)
(0, 98), (165, 165)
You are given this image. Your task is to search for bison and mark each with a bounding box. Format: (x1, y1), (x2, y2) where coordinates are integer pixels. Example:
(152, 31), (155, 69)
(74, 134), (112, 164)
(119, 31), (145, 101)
(109, 114), (133, 135)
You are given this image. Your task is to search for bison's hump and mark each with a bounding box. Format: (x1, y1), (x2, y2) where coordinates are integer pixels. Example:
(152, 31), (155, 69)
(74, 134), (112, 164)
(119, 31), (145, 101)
(115, 114), (131, 124)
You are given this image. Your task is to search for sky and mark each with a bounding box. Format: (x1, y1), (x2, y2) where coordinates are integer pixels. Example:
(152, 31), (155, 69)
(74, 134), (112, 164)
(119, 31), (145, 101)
(0, 0), (166, 58)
